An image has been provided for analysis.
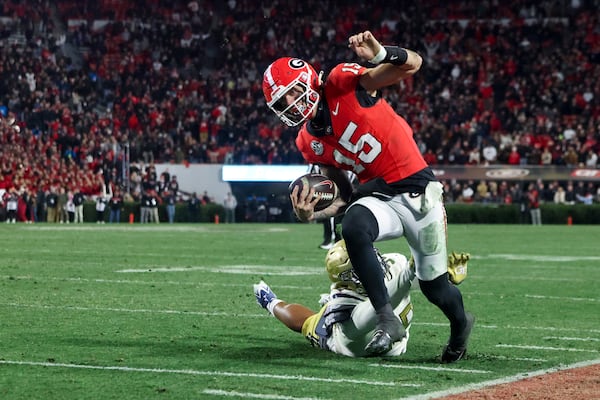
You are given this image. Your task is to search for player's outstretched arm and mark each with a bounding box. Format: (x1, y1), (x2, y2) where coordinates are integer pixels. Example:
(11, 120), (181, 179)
(348, 30), (422, 91)
(272, 303), (316, 333)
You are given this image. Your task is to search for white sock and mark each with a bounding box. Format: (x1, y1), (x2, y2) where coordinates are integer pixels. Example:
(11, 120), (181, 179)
(266, 299), (283, 316)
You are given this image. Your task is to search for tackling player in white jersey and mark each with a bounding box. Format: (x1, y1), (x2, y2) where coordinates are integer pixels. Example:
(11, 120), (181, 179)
(254, 241), (470, 357)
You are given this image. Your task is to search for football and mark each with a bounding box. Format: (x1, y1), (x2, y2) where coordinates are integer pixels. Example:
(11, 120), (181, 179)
(289, 173), (339, 211)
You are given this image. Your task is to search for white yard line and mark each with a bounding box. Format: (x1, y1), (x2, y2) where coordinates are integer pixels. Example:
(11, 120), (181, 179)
(0, 302), (266, 318)
(3, 276), (599, 306)
(502, 325), (600, 334)
(371, 364), (491, 374)
(0, 360), (415, 387)
(470, 276), (590, 282)
(478, 254), (600, 262)
(496, 344), (598, 353)
(202, 389), (328, 400)
(399, 358), (600, 400)
(116, 265), (322, 274)
(525, 294), (598, 302)
(489, 355), (547, 362)
(417, 322), (600, 334)
(1, 275), (310, 289)
(543, 336), (600, 342)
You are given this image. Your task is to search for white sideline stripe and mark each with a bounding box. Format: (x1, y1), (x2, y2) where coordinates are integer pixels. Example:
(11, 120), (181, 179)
(116, 265), (322, 275)
(496, 344), (598, 353)
(525, 294), (598, 302)
(399, 358), (600, 400)
(203, 389), (327, 400)
(0, 360), (409, 387)
(371, 364), (491, 374)
(543, 336), (600, 342)
(0, 302), (266, 318)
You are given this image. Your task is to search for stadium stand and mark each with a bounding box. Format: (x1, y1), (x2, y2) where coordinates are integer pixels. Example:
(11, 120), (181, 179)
(0, 0), (598, 213)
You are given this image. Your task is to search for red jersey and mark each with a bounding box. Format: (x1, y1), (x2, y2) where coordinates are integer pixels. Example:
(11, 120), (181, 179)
(296, 63), (428, 185)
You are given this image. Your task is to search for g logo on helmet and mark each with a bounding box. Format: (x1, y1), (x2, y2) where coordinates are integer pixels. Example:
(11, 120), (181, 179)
(288, 59), (306, 69)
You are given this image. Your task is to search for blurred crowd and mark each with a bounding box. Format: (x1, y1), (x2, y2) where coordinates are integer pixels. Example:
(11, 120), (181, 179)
(1, 0), (599, 217)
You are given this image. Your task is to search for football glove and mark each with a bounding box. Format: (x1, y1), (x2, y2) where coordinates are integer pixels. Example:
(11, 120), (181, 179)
(447, 251), (470, 285)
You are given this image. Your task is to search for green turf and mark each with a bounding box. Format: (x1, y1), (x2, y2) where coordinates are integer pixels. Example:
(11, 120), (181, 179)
(0, 223), (598, 399)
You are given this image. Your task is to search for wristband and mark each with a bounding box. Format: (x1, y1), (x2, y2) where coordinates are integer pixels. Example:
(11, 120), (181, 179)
(368, 46), (387, 64)
(382, 46), (408, 65)
(368, 46), (408, 66)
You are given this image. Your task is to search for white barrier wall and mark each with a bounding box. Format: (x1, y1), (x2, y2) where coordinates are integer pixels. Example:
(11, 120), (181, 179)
(154, 164), (232, 203)
(152, 164), (309, 204)
(153, 163), (600, 204)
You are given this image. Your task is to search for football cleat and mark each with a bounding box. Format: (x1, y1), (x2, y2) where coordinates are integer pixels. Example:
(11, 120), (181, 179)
(253, 280), (277, 310)
(441, 311), (475, 363)
(447, 251), (470, 285)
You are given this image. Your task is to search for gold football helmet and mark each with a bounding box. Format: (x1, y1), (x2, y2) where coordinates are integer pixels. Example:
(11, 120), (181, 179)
(325, 240), (390, 293)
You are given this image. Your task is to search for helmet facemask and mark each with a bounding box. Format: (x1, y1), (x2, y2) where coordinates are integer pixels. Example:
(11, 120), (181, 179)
(268, 77), (320, 127)
(325, 240), (389, 295)
(263, 58), (321, 127)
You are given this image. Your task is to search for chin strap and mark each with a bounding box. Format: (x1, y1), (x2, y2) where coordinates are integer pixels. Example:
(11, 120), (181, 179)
(307, 71), (334, 137)
(307, 91), (332, 137)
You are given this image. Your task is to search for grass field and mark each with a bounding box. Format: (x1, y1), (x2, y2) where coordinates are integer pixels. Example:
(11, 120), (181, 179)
(0, 223), (598, 399)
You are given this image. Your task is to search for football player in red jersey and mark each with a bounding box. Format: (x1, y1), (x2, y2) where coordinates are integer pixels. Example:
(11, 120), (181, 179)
(262, 31), (474, 361)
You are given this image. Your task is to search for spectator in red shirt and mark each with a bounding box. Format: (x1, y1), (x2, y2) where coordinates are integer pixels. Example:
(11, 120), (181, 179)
(507, 146), (521, 165)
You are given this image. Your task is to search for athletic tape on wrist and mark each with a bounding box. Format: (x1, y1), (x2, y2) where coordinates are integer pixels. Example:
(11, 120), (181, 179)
(368, 46), (387, 64)
(368, 46), (408, 66)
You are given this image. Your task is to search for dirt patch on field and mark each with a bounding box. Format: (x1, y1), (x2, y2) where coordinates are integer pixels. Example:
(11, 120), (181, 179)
(438, 363), (600, 400)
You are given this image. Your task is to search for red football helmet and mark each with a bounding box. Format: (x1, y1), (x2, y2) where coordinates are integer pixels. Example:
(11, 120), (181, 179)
(262, 57), (321, 127)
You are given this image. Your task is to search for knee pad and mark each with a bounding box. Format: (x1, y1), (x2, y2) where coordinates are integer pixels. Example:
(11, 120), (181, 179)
(418, 220), (445, 255)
